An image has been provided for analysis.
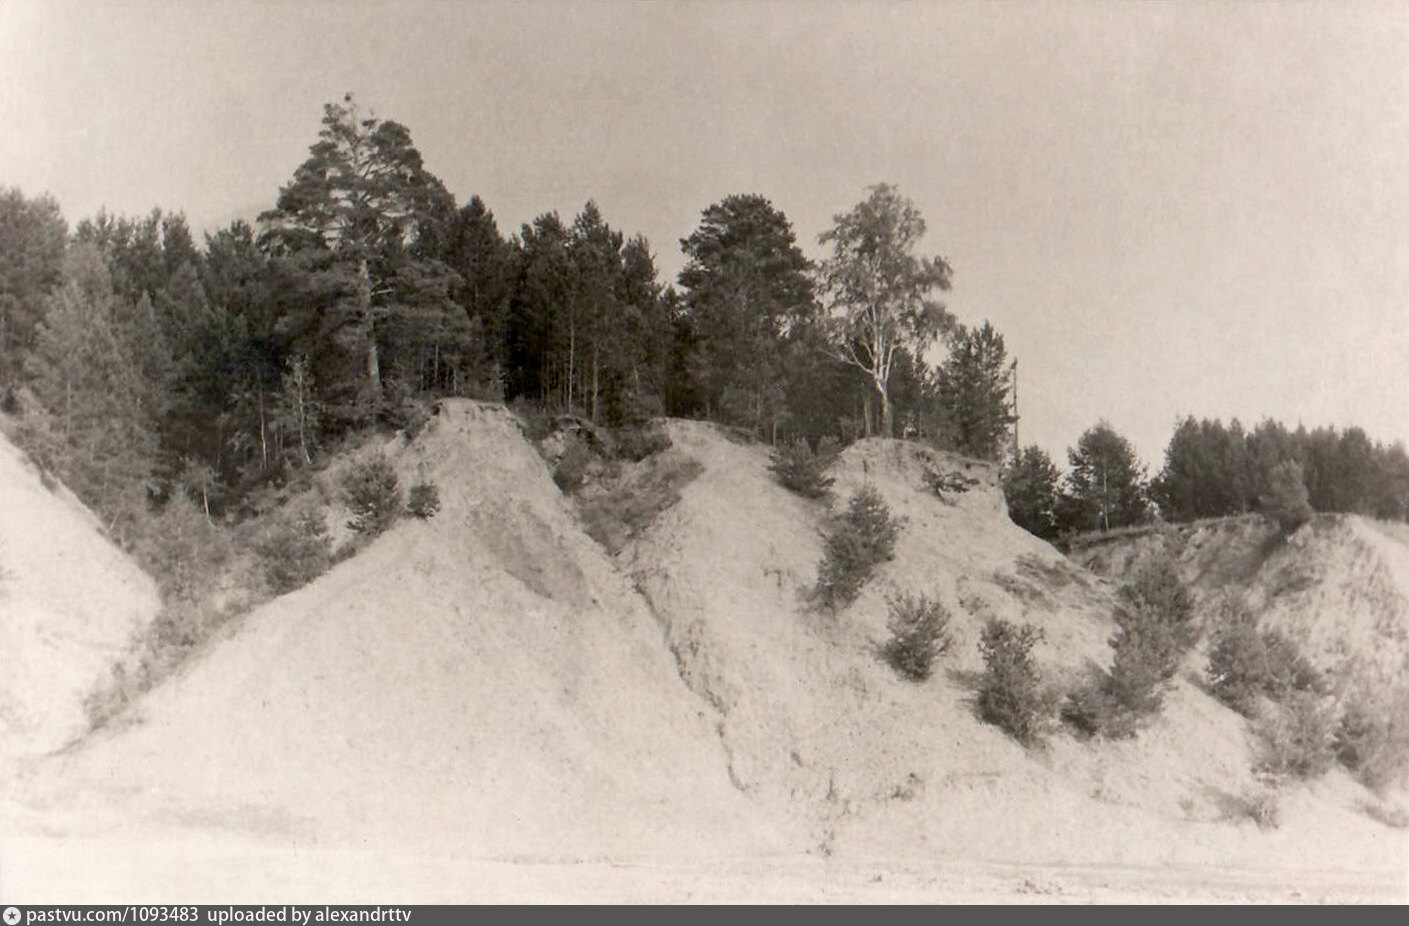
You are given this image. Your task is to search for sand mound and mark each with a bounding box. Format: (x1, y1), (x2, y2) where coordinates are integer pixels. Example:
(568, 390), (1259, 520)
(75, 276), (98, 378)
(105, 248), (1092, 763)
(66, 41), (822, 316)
(624, 427), (1405, 875)
(1075, 514), (1409, 705)
(14, 401), (769, 863)
(5, 411), (1404, 899)
(0, 430), (161, 770)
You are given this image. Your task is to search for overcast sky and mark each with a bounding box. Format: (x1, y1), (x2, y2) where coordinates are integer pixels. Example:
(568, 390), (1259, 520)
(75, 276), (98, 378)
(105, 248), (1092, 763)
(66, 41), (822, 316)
(2, 0), (1405, 468)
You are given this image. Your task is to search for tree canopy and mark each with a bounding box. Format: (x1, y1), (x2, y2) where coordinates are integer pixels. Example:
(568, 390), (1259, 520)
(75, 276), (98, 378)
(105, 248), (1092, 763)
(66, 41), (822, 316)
(935, 321), (1015, 461)
(818, 184), (954, 437)
(8, 96), (1407, 556)
(1065, 422), (1149, 532)
(677, 193), (817, 435)
(259, 94), (464, 415)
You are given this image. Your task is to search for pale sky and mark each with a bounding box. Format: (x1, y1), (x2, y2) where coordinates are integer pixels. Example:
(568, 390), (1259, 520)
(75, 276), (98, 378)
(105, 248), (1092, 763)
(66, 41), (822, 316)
(2, 0), (1406, 470)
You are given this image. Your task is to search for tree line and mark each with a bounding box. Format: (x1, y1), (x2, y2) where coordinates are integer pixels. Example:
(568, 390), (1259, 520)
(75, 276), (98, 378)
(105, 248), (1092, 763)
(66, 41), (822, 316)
(6, 96), (1398, 547)
(1005, 416), (1409, 540)
(0, 96), (1018, 537)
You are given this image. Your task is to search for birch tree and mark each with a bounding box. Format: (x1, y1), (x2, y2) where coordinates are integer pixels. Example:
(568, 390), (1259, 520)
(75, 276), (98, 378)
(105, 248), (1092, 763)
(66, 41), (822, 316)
(818, 184), (953, 437)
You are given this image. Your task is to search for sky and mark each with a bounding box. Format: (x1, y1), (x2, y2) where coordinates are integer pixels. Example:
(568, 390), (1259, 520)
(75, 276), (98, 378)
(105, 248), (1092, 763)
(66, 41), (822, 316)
(2, 0), (1406, 469)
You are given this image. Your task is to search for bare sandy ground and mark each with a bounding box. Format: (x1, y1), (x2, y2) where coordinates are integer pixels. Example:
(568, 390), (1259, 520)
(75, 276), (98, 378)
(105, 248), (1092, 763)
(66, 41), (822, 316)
(3, 403), (1406, 903)
(2, 835), (1402, 903)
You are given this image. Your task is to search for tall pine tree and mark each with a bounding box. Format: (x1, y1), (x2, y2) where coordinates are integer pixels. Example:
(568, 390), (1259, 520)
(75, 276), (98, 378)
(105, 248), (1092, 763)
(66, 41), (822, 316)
(259, 95), (464, 419)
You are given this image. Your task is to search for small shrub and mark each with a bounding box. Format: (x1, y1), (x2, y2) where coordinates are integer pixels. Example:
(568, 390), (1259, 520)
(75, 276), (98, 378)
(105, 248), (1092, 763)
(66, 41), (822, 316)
(341, 453), (402, 536)
(1060, 681), (1133, 740)
(1207, 608), (1268, 715)
(553, 440), (592, 494)
(1119, 556), (1196, 649)
(1260, 629), (1326, 699)
(1208, 604), (1325, 716)
(610, 425), (672, 462)
(1246, 786), (1282, 830)
(255, 508), (332, 594)
(769, 438), (836, 500)
(406, 481), (441, 519)
(1105, 615), (1176, 714)
(814, 485), (901, 609)
(131, 498), (234, 601)
(977, 617), (1048, 745)
(1256, 689), (1337, 780)
(922, 465), (979, 500)
(1060, 556), (1197, 739)
(1335, 700), (1379, 774)
(1260, 459), (1313, 534)
(1334, 692), (1409, 791)
(882, 591), (952, 681)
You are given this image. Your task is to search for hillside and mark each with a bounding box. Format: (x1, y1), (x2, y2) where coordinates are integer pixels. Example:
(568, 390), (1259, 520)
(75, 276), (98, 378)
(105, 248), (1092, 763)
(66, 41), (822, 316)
(624, 426), (1405, 873)
(4, 403), (773, 866)
(3, 401), (1406, 901)
(1072, 515), (1409, 720)
(0, 429), (161, 773)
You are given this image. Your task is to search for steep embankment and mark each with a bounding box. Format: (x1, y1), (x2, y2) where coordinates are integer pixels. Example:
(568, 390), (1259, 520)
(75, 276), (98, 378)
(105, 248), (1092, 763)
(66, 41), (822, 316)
(4, 407), (1404, 900)
(6, 401), (770, 865)
(623, 425), (1406, 874)
(0, 430), (161, 772)
(1073, 515), (1409, 709)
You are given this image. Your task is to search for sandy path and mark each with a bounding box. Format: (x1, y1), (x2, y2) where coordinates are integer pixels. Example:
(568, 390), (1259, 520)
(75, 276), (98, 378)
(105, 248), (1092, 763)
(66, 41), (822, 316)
(3, 835), (1403, 903)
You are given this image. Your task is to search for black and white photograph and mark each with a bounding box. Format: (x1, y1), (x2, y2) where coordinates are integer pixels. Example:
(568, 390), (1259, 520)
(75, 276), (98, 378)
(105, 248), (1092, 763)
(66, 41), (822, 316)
(0, 0), (1406, 904)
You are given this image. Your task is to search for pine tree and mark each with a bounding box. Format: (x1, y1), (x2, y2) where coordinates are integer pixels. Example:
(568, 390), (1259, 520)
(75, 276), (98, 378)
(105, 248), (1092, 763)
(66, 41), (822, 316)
(506, 212), (575, 406)
(259, 95), (463, 415)
(1065, 422), (1148, 532)
(24, 246), (160, 539)
(678, 194), (816, 436)
(1003, 446), (1061, 539)
(445, 196), (513, 393)
(936, 321), (1015, 460)
(0, 187), (68, 387)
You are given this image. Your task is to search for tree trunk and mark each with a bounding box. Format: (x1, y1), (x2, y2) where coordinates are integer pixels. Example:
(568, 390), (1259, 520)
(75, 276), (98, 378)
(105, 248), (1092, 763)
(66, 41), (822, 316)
(568, 315), (576, 413)
(877, 377), (893, 438)
(359, 257), (381, 392)
(591, 342), (599, 424)
(365, 340), (380, 389)
(257, 385), (268, 470)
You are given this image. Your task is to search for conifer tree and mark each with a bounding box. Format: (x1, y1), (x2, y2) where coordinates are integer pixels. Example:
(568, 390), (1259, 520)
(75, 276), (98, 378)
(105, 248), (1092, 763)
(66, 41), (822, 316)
(259, 95), (464, 414)
(936, 320), (1015, 460)
(1065, 422), (1148, 532)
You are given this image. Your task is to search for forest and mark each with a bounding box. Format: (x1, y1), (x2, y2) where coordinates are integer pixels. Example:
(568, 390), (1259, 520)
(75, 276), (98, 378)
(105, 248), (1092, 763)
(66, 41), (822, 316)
(2, 96), (1407, 554)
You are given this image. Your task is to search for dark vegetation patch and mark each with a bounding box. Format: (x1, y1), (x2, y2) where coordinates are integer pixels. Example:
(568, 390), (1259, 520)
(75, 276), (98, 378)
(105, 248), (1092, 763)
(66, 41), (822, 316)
(578, 455), (704, 554)
(881, 591), (952, 682)
(976, 617), (1048, 746)
(921, 464), (979, 503)
(1060, 554), (1197, 740)
(814, 485), (901, 610)
(769, 437), (838, 501)
(406, 481), (441, 519)
(341, 453), (403, 536)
